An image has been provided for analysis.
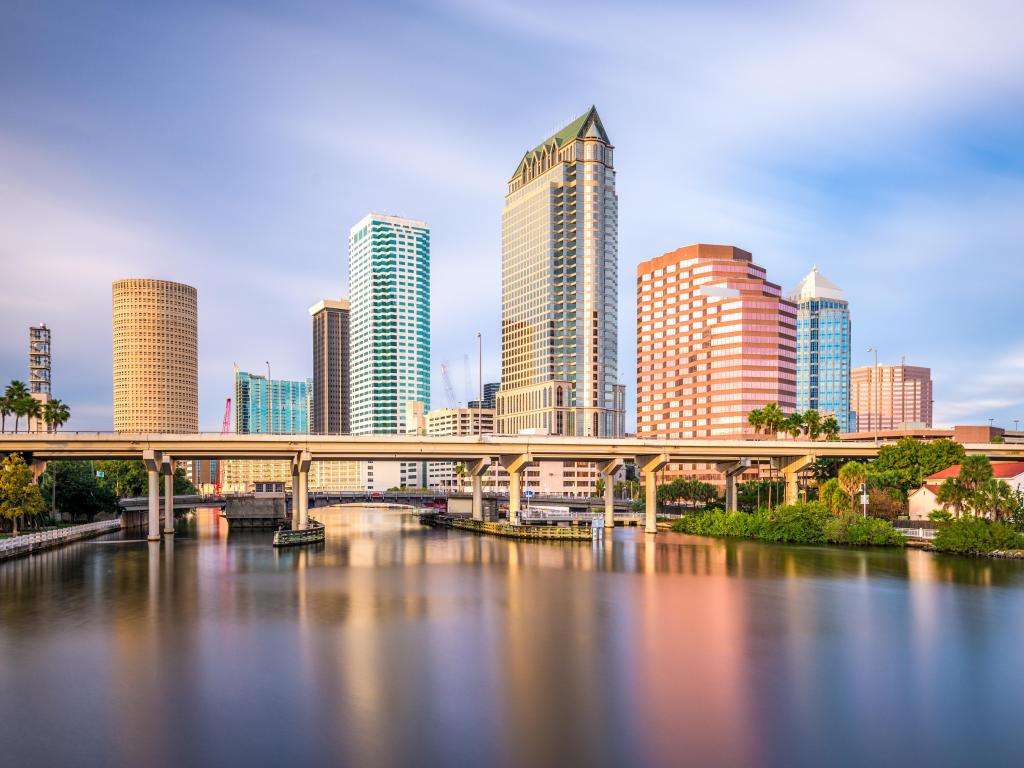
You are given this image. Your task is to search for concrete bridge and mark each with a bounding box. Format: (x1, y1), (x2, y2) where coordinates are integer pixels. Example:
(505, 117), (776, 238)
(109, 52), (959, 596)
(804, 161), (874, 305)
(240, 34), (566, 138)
(4, 432), (1022, 541)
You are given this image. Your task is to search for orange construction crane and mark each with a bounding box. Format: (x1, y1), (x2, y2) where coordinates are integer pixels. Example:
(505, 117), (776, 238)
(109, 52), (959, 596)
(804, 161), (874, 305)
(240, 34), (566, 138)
(215, 397), (231, 495)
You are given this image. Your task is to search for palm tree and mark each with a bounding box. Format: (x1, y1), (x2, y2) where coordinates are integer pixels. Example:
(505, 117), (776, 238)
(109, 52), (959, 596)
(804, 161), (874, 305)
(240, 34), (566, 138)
(838, 461), (867, 503)
(747, 407), (765, 435)
(782, 412), (804, 439)
(973, 478), (1015, 521)
(21, 396), (41, 433)
(803, 409), (822, 441)
(762, 403), (784, 438)
(0, 394), (10, 433)
(42, 399), (71, 433)
(821, 415), (840, 441)
(4, 381), (29, 432)
(595, 477), (605, 497)
(453, 462), (467, 492)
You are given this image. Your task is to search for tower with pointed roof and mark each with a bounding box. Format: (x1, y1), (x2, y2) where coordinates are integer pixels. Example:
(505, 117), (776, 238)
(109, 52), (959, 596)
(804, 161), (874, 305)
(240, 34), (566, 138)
(787, 267), (852, 432)
(496, 107), (625, 437)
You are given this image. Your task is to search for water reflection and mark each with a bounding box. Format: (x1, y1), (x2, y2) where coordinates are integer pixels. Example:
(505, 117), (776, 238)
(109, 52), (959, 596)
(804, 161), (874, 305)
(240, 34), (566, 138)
(1, 506), (1023, 768)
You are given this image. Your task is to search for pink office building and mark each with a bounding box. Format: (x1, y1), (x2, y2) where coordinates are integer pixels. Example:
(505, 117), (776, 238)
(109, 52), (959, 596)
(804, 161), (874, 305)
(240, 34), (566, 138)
(637, 244), (797, 441)
(850, 364), (933, 431)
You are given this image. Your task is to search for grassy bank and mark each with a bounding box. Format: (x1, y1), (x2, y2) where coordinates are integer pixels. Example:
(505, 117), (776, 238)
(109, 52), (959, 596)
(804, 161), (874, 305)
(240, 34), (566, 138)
(932, 518), (1024, 555)
(670, 502), (905, 547)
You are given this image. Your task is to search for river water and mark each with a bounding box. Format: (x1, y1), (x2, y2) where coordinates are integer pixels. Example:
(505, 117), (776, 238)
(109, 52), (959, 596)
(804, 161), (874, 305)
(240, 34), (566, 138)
(1, 506), (1023, 768)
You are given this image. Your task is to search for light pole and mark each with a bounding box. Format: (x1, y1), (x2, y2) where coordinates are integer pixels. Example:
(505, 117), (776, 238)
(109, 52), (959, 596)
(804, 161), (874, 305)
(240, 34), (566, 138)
(266, 361), (272, 434)
(476, 332), (482, 436)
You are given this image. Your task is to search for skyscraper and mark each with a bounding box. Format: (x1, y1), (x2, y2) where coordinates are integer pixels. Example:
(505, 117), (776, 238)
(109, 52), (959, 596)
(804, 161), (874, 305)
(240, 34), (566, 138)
(636, 245), (797, 440)
(496, 106), (625, 437)
(850, 363), (933, 431)
(348, 213), (431, 435)
(788, 267), (852, 432)
(233, 368), (311, 434)
(112, 278), (198, 433)
(309, 298), (351, 434)
(468, 382), (500, 410)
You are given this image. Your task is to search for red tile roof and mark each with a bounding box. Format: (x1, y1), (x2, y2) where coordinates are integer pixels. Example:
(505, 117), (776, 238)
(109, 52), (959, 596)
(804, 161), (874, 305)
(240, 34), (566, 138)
(925, 461), (1024, 481)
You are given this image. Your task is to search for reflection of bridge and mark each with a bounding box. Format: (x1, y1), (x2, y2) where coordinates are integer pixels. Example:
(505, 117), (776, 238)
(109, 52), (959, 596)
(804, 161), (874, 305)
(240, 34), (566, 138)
(4, 433), (1022, 541)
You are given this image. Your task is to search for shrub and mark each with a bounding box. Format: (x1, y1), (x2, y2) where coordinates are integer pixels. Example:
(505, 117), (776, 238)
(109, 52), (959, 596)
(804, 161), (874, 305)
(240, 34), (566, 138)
(760, 502), (829, 544)
(928, 509), (952, 525)
(933, 517), (1024, 554)
(843, 515), (905, 546)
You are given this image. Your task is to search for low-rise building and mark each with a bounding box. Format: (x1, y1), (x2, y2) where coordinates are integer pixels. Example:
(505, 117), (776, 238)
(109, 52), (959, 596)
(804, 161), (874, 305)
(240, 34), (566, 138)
(909, 461), (1024, 520)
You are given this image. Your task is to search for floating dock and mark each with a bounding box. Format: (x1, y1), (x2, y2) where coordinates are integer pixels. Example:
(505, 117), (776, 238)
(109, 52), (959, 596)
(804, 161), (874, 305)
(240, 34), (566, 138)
(419, 512), (594, 541)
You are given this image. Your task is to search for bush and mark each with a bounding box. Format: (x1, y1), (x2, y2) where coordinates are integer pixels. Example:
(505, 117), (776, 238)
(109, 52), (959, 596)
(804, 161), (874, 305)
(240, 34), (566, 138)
(932, 517), (1024, 554)
(928, 509), (952, 525)
(673, 503), (904, 547)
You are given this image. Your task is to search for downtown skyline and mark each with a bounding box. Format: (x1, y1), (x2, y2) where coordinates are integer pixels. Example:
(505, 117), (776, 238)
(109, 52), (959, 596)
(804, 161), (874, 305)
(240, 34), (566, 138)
(1, 1), (1023, 431)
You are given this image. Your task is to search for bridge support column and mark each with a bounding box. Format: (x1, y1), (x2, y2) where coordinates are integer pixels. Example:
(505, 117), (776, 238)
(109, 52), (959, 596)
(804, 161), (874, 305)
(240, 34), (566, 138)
(291, 461), (299, 527)
(599, 459), (623, 529)
(143, 450), (162, 542)
(466, 458), (491, 522)
(637, 454), (669, 535)
(716, 459), (751, 512)
(499, 454), (533, 526)
(162, 456), (175, 535)
(293, 451), (311, 530)
(774, 455), (815, 506)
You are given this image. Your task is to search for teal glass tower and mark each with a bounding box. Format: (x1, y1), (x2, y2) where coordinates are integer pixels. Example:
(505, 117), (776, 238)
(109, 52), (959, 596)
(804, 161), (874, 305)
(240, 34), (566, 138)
(348, 213), (430, 435)
(234, 368), (312, 434)
(787, 267), (851, 432)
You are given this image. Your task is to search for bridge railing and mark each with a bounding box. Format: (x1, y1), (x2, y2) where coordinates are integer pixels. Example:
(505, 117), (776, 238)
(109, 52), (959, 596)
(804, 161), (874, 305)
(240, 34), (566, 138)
(0, 520), (122, 558)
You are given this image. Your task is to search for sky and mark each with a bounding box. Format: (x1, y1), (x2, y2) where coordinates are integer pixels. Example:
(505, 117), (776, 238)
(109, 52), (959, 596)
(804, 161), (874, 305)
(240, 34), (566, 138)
(1, 0), (1023, 432)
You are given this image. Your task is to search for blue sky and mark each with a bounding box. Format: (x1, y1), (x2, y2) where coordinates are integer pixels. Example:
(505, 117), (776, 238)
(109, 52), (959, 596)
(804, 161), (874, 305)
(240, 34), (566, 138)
(1, 0), (1022, 431)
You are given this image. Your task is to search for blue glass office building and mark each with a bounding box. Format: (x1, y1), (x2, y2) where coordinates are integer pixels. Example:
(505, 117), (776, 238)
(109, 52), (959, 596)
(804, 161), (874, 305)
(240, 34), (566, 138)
(234, 369), (312, 434)
(787, 268), (851, 432)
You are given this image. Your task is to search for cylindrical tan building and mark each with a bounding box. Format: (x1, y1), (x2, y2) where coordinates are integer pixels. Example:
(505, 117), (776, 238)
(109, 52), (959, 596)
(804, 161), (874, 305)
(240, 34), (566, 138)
(112, 278), (198, 433)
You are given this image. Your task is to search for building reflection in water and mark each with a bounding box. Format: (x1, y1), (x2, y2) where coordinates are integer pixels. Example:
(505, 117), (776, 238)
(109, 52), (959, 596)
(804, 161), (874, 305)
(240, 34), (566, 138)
(3, 506), (1024, 766)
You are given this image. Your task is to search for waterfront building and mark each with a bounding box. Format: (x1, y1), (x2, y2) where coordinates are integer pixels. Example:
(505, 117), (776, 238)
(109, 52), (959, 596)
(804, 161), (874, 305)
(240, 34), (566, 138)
(468, 382), (500, 410)
(425, 406), (497, 491)
(850, 363), (933, 431)
(496, 106), (625, 437)
(309, 298), (351, 434)
(787, 267), (852, 432)
(909, 461), (1024, 520)
(637, 245), (797, 441)
(234, 368), (311, 434)
(348, 213), (430, 435)
(221, 459), (361, 494)
(112, 278), (198, 433)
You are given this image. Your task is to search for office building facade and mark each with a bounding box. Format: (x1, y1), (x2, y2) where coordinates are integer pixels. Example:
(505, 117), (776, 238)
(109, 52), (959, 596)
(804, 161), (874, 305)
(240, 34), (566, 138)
(788, 267), (852, 432)
(850, 363), (933, 431)
(637, 245), (797, 440)
(496, 106), (625, 437)
(309, 298), (351, 434)
(348, 213), (430, 435)
(112, 278), (198, 433)
(468, 381), (500, 410)
(234, 369), (311, 434)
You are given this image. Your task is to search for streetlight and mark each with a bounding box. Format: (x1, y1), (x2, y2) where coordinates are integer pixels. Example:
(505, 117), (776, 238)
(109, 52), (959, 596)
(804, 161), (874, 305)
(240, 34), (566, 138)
(476, 332), (482, 437)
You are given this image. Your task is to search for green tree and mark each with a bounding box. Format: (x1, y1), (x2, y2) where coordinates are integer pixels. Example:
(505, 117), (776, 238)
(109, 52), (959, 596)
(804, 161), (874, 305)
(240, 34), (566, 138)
(40, 461), (119, 523)
(782, 412), (805, 439)
(4, 381), (30, 433)
(973, 478), (1017, 521)
(920, 439), (967, 478)
(870, 437), (967, 498)
(818, 477), (851, 514)
(803, 409), (822, 441)
(21, 396), (41, 432)
(42, 399), (71, 433)
(761, 403), (785, 437)
(0, 394), (11, 433)
(838, 461), (867, 500)
(747, 408), (765, 435)
(594, 477), (605, 497)
(820, 415), (840, 441)
(0, 453), (44, 534)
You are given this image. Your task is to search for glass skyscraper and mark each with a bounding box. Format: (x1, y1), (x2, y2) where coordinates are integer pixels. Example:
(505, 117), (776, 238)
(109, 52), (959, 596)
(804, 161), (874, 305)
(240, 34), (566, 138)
(348, 213), (430, 435)
(234, 368), (312, 434)
(496, 106), (625, 437)
(787, 267), (851, 432)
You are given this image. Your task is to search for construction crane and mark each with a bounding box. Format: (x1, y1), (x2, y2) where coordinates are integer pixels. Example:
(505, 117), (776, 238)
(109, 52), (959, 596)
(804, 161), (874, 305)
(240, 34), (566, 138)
(439, 362), (457, 409)
(215, 397), (231, 495)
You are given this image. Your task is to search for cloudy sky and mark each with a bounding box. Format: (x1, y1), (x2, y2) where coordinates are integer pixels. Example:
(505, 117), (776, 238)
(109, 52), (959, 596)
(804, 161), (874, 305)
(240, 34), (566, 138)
(1, 0), (1022, 431)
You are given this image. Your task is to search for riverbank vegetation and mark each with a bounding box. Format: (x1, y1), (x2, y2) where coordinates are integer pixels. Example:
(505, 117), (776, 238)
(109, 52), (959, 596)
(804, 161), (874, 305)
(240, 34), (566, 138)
(0, 454), (45, 534)
(931, 517), (1024, 555)
(671, 502), (905, 547)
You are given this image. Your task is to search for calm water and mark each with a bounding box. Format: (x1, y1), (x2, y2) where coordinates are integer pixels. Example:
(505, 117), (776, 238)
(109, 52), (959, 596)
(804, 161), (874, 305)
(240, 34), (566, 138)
(2, 506), (1024, 768)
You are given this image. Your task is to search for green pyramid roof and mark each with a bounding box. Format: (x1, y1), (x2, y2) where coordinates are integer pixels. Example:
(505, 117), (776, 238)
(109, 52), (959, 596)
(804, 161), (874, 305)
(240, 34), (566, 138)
(511, 106), (608, 178)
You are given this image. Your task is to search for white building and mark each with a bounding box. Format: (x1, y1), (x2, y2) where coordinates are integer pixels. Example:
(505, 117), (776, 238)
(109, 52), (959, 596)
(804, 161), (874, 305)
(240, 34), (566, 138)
(909, 461), (1024, 520)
